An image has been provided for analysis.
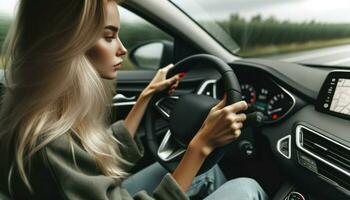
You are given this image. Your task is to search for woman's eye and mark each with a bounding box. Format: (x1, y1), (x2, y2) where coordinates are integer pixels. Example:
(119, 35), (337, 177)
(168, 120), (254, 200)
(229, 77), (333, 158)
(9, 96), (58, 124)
(104, 37), (115, 42)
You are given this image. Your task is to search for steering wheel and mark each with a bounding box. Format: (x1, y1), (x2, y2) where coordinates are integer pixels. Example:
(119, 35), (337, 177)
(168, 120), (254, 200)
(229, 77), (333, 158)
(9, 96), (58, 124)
(144, 54), (242, 175)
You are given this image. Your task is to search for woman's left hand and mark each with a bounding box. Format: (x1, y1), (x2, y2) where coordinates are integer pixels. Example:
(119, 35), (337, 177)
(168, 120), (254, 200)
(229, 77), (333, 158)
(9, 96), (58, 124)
(124, 64), (184, 137)
(143, 64), (184, 96)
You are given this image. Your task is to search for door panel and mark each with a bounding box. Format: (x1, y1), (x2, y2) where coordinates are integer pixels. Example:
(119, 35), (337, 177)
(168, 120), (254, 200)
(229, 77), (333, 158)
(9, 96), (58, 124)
(112, 70), (156, 121)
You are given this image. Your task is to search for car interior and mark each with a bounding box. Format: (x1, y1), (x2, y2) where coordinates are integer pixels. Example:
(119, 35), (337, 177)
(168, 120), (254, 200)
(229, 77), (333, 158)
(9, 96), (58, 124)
(1, 0), (350, 200)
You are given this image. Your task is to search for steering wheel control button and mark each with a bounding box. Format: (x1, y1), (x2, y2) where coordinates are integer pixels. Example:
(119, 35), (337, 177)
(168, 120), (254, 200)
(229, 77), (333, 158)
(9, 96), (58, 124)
(323, 103), (329, 108)
(277, 135), (291, 159)
(287, 192), (305, 200)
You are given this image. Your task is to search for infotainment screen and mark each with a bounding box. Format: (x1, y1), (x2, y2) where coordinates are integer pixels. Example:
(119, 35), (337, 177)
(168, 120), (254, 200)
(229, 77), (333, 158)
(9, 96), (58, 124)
(316, 71), (350, 120)
(329, 79), (350, 114)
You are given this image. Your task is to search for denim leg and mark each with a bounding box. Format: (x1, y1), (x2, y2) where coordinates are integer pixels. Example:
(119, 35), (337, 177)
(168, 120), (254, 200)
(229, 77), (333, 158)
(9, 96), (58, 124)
(204, 177), (269, 200)
(122, 162), (227, 198)
(186, 164), (227, 198)
(122, 162), (168, 196)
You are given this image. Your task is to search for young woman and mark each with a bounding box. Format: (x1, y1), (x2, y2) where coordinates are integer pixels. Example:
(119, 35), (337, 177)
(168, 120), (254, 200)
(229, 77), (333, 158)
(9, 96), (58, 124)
(0, 0), (268, 199)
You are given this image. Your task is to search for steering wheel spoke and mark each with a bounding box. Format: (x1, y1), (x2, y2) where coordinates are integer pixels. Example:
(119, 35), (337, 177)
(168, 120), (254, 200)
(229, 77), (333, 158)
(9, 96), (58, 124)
(157, 129), (186, 162)
(154, 95), (179, 119)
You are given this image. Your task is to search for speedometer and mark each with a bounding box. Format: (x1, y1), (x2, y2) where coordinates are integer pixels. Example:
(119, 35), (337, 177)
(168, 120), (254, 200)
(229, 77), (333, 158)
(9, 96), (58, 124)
(266, 93), (293, 122)
(241, 84), (256, 105)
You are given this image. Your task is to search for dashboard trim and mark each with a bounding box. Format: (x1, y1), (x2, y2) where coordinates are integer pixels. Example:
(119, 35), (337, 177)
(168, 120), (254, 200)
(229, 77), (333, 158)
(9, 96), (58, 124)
(277, 135), (292, 159)
(196, 79), (217, 98)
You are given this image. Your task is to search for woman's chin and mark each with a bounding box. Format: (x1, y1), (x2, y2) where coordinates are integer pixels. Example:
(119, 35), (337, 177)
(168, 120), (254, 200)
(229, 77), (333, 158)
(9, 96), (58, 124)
(101, 71), (117, 80)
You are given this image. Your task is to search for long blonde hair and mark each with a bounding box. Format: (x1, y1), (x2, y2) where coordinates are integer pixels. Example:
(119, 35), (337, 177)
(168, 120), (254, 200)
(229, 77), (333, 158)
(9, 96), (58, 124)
(0, 0), (128, 192)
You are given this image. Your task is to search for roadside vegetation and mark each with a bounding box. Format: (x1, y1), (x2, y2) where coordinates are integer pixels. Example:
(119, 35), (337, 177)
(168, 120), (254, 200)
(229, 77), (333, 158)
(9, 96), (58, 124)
(217, 14), (350, 57)
(1, 14), (350, 69)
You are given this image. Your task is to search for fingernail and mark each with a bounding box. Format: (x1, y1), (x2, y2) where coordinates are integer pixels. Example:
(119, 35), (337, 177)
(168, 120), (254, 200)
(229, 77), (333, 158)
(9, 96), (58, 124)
(179, 72), (186, 78)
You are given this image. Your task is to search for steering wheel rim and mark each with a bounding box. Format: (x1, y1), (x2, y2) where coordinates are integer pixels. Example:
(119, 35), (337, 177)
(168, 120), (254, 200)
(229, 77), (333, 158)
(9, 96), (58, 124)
(145, 54), (242, 174)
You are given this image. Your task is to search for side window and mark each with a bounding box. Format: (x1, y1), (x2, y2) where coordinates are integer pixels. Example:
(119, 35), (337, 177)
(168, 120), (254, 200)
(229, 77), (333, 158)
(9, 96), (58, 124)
(0, 3), (14, 68)
(0, 4), (174, 70)
(119, 7), (174, 71)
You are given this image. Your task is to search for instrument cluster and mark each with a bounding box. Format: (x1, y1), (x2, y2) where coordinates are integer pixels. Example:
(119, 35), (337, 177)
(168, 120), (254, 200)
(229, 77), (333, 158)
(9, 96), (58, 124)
(237, 70), (295, 123)
(212, 69), (295, 123)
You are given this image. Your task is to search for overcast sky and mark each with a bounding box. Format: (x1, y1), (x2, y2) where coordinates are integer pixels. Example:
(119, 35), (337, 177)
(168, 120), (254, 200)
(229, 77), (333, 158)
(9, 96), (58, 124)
(0, 0), (17, 17)
(2, 0), (350, 24)
(172, 0), (350, 23)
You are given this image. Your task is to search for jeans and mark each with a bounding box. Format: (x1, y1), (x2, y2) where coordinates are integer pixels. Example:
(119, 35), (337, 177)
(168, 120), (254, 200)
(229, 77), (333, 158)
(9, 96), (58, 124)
(122, 162), (269, 200)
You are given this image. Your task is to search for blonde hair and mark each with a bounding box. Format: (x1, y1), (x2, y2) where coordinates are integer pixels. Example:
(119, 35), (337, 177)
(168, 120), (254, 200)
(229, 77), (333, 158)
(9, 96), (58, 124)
(0, 0), (129, 192)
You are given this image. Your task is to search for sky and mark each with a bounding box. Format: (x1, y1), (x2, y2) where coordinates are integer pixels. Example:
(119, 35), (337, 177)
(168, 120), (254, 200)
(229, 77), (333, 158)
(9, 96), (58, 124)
(2, 0), (350, 24)
(0, 0), (17, 17)
(172, 0), (350, 24)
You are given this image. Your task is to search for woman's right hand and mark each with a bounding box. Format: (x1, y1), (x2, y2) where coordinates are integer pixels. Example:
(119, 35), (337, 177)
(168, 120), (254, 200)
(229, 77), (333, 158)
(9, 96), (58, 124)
(171, 94), (248, 192)
(189, 94), (248, 157)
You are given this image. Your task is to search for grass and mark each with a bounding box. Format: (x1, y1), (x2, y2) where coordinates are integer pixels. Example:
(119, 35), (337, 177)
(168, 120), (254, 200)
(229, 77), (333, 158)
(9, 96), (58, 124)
(0, 56), (4, 69)
(240, 37), (350, 57)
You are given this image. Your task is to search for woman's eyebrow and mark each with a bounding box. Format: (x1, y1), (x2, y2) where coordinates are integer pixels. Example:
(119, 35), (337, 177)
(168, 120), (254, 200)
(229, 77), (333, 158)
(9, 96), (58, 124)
(104, 25), (119, 32)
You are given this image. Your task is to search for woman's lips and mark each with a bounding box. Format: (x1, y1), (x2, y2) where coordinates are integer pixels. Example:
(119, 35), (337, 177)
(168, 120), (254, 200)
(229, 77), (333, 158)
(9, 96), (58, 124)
(113, 62), (122, 70)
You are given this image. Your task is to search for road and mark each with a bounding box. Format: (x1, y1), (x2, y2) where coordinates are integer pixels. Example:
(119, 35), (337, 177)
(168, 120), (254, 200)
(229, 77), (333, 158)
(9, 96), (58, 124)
(266, 44), (350, 67)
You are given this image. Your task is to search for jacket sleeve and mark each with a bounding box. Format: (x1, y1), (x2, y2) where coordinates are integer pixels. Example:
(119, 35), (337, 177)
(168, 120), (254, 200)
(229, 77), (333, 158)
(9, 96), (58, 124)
(41, 135), (127, 199)
(109, 120), (144, 170)
(36, 125), (189, 199)
(108, 120), (144, 171)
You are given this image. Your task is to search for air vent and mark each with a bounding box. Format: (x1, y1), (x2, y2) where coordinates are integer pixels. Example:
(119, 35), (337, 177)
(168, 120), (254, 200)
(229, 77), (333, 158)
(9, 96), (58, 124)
(317, 159), (350, 191)
(155, 96), (179, 118)
(302, 129), (350, 172)
(296, 125), (350, 191)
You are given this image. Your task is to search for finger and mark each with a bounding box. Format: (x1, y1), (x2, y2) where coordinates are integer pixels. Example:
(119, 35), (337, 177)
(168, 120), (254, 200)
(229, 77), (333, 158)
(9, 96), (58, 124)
(169, 84), (177, 91)
(171, 79), (180, 88)
(233, 129), (241, 138)
(234, 113), (247, 122)
(225, 101), (248, 113)
(161, 64), (174, 73)
(179, 72), (186, 79)
(232, 122), (243, 130)
(166, 75), (180, 87)
(212, 93), (227, 111)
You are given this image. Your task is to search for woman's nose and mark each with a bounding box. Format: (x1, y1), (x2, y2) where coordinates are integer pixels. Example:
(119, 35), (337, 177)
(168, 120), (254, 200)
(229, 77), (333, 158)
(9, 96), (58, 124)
(116, 39), (127, 56)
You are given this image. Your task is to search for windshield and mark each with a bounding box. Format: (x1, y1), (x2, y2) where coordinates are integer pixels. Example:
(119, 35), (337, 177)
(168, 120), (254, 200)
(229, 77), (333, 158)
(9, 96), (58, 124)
(171, 0), (350, 67)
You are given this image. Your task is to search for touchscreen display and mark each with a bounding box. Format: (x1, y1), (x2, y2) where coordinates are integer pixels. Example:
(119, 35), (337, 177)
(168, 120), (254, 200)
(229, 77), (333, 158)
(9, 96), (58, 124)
(329, 78), (350, 115)
(317, 71), (350, 120)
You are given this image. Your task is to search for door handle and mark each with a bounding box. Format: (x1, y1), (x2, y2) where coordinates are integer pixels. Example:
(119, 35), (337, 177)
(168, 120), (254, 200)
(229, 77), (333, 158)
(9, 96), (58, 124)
(113, 93), (136, 101)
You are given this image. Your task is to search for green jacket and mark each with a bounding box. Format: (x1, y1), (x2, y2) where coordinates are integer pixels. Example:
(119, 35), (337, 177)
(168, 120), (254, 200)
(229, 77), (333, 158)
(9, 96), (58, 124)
(1, 120), (189, 200)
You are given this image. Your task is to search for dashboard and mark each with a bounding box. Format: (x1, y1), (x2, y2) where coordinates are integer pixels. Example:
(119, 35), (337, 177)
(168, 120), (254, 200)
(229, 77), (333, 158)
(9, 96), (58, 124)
(231, 60), (350, 200)
(188, 60), (350, 199)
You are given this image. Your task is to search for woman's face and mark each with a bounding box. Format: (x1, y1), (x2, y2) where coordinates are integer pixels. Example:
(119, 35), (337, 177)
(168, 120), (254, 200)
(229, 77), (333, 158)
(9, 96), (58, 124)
(86, 1), (127, 80)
